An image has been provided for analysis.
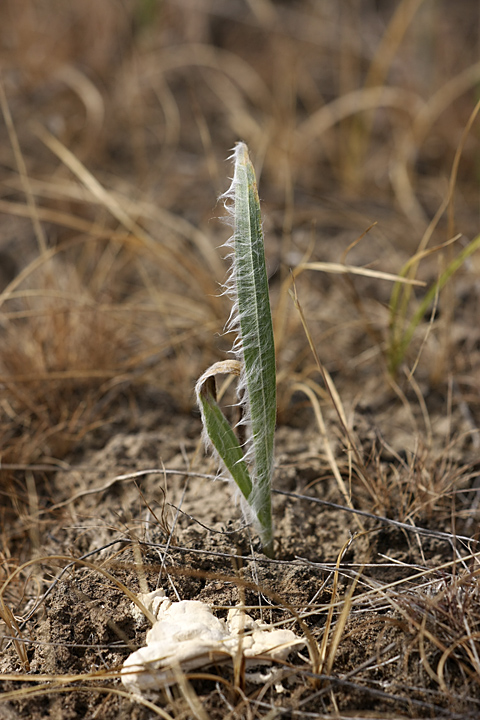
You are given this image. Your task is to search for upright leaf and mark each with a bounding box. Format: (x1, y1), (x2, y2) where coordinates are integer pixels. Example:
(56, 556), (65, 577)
(195, 143), (276, 556)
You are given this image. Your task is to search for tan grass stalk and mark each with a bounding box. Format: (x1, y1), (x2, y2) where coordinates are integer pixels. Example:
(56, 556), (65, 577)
(0, 81), (47, 253)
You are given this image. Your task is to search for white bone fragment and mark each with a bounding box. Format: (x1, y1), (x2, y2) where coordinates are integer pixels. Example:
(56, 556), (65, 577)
(121, 593), (305, 694)
(131, 589), (169, 626)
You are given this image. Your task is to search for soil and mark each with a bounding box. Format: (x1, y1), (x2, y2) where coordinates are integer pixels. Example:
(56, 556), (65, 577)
(2, 2), (480, 719)
(1, 401), (479, 719)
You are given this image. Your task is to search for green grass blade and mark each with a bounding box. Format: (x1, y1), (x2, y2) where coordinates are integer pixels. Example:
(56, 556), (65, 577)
(389, 233), (480, 373)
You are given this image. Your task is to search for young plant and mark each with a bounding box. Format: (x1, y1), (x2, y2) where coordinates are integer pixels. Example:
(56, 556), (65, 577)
(388, 232), (480, 376)
(195, 143), (276, 557)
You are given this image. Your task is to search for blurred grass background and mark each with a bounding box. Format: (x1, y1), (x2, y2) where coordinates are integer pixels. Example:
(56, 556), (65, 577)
(2, 7), (480, 713)
(0, 0), (479, 469)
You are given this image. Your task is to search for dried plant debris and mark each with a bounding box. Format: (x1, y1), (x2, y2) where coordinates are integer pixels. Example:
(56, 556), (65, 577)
(121, 589), (305, 694)
(2, 1), (480, 718)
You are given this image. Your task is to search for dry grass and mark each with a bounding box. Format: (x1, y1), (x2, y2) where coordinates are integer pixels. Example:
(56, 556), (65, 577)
(1, 0), (480, 718)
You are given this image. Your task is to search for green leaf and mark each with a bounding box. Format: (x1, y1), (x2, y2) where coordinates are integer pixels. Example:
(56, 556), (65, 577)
(195, 143), (276, 557)
(230, 143), (276, 555)
(196, 368), (252, 502)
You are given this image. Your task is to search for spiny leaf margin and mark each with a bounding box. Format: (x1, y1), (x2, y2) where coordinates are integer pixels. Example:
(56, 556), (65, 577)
(195, 143), (276, 556)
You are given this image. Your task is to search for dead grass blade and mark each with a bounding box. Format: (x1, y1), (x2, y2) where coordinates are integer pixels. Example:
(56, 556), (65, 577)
(0, 595), (29, 670)
(291, 381), (363, 532)
(0, 79), (47, 253)
(296, 261), (426, 286)
(316, 537), (356, 677)
(0, 684), (175, 719)
(1, 555), (157, 626)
